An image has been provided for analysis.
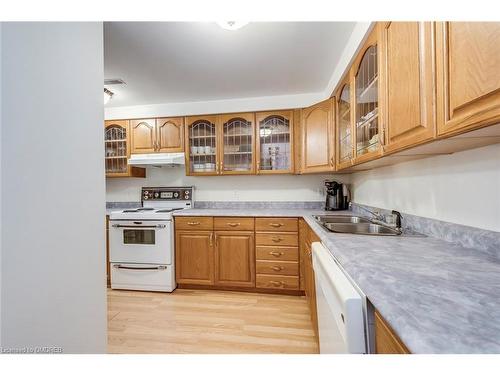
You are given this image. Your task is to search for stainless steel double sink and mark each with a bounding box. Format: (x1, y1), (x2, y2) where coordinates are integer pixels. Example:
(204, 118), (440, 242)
(313, 215), (402, 236)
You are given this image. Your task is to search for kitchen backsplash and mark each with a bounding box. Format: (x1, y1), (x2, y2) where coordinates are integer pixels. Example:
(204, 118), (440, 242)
(106, 166), (347, 202)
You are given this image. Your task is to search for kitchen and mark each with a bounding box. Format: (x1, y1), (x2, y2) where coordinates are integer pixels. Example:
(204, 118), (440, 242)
(103, 21), (500, 355)
(0, 5), (499, 371)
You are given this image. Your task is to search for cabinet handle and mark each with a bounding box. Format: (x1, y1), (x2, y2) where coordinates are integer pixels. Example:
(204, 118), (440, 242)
(269, 223), (283, 228)
(269, 251), (284, 257)
(209, 233), (213, 247)
(187, 221), (200, 226)
(227, 222), (240, 227)
(270, 281), (284, 287)
(220, 161), (223, 173)
(271, 236), (283, 242)
(214, 233), (218, 247)
(271, 266), (284, 272)
(330, 156), (335, 167)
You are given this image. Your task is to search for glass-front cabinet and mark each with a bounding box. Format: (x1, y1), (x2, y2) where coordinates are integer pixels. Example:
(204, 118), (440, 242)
(336, 79), (353, 169)
(352, 29), (383, 163)
(219, 113), (255, 174)
(255, 111), (294, 174)
(105, 120), (145, 178)
(185, 116), (219, 175)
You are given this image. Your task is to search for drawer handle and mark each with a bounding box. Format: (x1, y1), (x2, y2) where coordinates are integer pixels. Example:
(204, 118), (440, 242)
(271, 236), (283, 242)
(227, 222), (240, 227)
(187, 221), (200, 226)
(271, 266), (284, 272)
(270, 281), (284, 287)
(269, 223), (284, 228)
(269, 251), (284, 257)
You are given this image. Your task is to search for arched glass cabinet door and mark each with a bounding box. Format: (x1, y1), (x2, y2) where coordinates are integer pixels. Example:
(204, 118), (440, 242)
(337, 82), (353, 167)
(105, 120), (129, 175)
(255, 111), (294, 174)
(220, 113), (255, 174)
(354, 39), (380, 159)
(185, 116), (219, 175)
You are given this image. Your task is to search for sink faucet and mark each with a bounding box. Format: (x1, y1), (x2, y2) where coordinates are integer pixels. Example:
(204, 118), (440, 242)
(353, 203), (385, 221)
(351, 204), (403, 232)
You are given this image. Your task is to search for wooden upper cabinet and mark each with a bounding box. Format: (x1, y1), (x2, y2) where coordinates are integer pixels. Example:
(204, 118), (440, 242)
(436, 22), (500, 136)
(301, 98), (335, 173)
(157, 117), (184, 153)
(219, 113), (256, 175)
(175, 230), (215, 285)
(104, 120), (145, 178)
(380, 22), (436, 154)
(352, 28), (383, 165)
(336, 77), (354, 170)
(185, 115), (220, 175)
(130, 118), (156, 154)
(255, 111), (294, 174)
(214, 231), (255, 287)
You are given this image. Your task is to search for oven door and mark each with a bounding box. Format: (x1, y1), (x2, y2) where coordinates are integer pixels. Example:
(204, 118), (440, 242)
(109, 220), (172, 265)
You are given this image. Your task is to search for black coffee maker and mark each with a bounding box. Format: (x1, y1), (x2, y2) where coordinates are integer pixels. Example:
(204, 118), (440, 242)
(325, 180), (350, 211)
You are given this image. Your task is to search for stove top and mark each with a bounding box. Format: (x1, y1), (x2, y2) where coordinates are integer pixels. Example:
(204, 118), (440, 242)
(110, 186), (194, 221)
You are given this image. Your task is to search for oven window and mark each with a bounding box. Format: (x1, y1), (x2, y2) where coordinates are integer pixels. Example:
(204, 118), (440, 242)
(123, 229), (156, 245)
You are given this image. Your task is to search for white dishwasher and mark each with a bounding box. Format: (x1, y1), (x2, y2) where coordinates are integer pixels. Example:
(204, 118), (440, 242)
(312, 242), (371, 354)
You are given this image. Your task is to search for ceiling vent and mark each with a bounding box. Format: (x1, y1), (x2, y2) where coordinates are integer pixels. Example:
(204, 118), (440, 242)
(104, 78), (126, 85)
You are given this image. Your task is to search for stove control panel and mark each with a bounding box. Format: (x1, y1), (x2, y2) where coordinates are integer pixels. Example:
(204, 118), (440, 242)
(142, 187), (193, 202)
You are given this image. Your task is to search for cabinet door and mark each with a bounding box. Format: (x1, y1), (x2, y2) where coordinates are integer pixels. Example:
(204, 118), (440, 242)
(436, 22), (500, 136)
(185, 116), (219, 175)
(353, 28), (383, 164)
(301, 98), (335, 173)
(381, 22), (436, 153)
(219, 113), (255, 174)
(175, 231), (214, 285)
(105, 120), (145, 178)
(255, 111), (294, 174)
(105, 120), (129, 176)
(130, 118), (157, 154)
(157, 117), (184, 153)
(336, 79), (354, 170)
(214, 231), (255, 287)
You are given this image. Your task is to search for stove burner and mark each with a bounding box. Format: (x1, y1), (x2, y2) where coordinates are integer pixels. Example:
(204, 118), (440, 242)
(155, 208), (184, 213)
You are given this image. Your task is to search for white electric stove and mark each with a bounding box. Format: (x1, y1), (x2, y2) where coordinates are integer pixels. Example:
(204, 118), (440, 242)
(109, 186), (193, 292)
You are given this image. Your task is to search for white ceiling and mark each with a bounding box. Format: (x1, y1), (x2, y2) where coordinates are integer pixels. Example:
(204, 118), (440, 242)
(104, 22), (357, 108)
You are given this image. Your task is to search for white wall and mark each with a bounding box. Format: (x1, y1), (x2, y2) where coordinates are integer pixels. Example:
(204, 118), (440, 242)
(107, 168), (347, 203)
(351, 144), (500, 232)
(1, 23), (106, 353)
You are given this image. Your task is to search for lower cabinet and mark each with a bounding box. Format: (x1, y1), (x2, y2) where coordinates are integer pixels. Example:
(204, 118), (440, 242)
(375, 310), (410, 354)
(215, 231), (255, 287)
(300, 219), (319, 340)
(175, 216), (300, 294)
(175, 230), (215, 285)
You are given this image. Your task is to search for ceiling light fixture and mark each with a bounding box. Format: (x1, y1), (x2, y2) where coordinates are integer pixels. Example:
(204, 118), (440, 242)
(104, 88), (114, 104)
(216, 21), (249, 31)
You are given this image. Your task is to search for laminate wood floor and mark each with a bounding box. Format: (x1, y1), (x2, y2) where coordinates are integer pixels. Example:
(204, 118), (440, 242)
(107, 288), (319, 354)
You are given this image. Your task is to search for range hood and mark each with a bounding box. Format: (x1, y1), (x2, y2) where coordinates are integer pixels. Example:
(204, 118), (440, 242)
(128, 153), (185, 167)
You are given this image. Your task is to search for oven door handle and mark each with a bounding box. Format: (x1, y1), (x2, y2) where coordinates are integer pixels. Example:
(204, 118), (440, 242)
(111, 224), (166, 229)
(113, 264), (167, 271)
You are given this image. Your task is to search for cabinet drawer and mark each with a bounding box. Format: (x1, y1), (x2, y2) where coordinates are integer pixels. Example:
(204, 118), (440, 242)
(256, 246), (299, 261)
(255, 217), (298, 232)
(175, 216), (213, 230)
(214, 217), (254, 231)
(256, 260), (299, 276)
(256, 275), (299, 290)
(256, 232), (298, 247)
